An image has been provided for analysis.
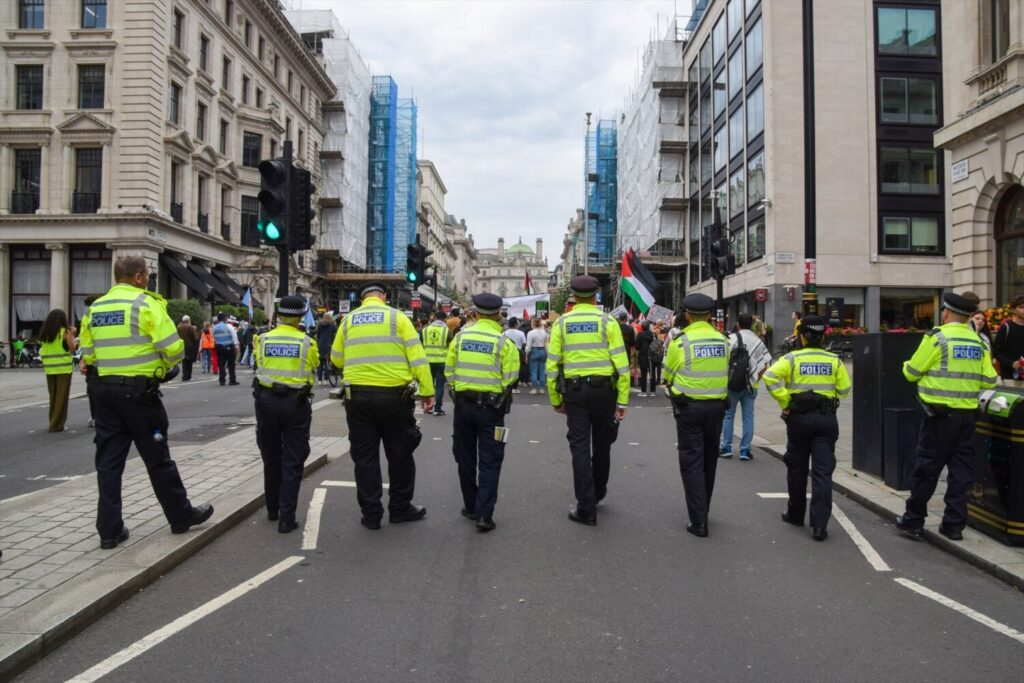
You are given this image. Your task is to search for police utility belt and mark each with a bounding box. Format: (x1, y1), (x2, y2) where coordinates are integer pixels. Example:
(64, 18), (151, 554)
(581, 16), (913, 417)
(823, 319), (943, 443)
(787, 392), (839, 415)
(252, 377), (312, 398)
(344, 384), (416, 400)
(564, 375), (613, 389)
(454, 389), (508, 411)
(98, 374), (162, 400)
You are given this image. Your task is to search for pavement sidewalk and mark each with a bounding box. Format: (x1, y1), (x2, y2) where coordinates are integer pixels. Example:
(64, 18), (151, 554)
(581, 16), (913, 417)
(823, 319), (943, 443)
(0, 369), (87, 412)
(717, 382), (1024, 590)
(0, 397), (350, 679)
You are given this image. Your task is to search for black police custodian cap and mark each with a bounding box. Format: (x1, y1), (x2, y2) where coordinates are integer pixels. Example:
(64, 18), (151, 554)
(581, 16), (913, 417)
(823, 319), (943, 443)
(942, 292), (977, 317)
(359, 281), (387, 298)
(570, 275), (600, 296)
(799, 314), (828, 335)
(278, 295), (307, 317)
(682, 293), (715, 314)
(472, 292), (503, 315)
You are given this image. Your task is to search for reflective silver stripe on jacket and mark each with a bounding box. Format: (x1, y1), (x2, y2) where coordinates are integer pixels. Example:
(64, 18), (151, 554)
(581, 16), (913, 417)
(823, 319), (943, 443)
(788, 382), (836, 392)
(154, 331), (180, 350)
(130, 293), (148, 336)
(345, 355), (409, 366)
(92, 335), (149, 348)
(451, 373), (502, 386)
(344, 335), (404, 346)
(904, 364), (924, 378)
(96, 352), (161, 367)
(564, 359), (616, 371)
(917, 386), (981, 400)
(676, 369), (728, 379)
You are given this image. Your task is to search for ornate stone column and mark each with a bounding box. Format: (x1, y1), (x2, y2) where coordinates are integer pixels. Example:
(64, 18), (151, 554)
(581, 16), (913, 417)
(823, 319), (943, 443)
(0, 146), (11, 214)
(0, 244), (10, 342)
(46, 243), (69, 312)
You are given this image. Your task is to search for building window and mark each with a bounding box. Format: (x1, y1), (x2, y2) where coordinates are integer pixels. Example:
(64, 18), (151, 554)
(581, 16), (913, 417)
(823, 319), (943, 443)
(16, 65), (43, 110)
(241, 195), (260, 247)
(273, 54), (280, 79)
(287, 70), (293, 95)
(881, 216), (940, 254)
(727, 0), (742, 41)
(241, 75), (250, 104)
(712, 13), (726, 64)
(877, 6), (938, 56)
(242, 131), (261, 167)
(220, 186), (231, 239)
(255, 87), (264, 108)
(270, 139), (277, 158)
(700, 91), (711, 136)
(169, 82), (181, 123)
(81, 0), (106, 29)
(713, 66), (726, 119)
(285, 116), (292, 142)
(728, 167), (745, 218)
(297, 129), (304, 159)
(713, 126), (726, 173)
(19, 0), (44, 29)
(747, 149), (765, 207)
(73, 148), (102, 214)
(991, 0), (1010, 62)
(880, 76), (938, 125)
(222, 57), (231, 90)
(747, 215), (765, 260)
(745, 0), (759, 17)
(728, 105), (744, 159)
(880, 146), (939, 194)
(13, 149), (41, 214)
(300, 85), (306, 109)
(996, 185), (1024, 302)
(728, 49), (743, 100)
(170, 161), (182, 223)
(689, 151), (699, 197)
(730, 222), (745, 266)
(196, 102), (207, 140)
(219, 119), (229, 155)
(199, 34), (209, 72)
(172, 9), (184, 50)
(224, 0), (233, 26)
(746, 83), (763, 140)
(243, 19), (251, 47)
(78, 64), (105, 109)
(746, 18), (763, 77)
(700, 141), (712, 187)
(197, 174), (209, 231)
(258, 36), (265, 61)
(700, 39), (712, 84)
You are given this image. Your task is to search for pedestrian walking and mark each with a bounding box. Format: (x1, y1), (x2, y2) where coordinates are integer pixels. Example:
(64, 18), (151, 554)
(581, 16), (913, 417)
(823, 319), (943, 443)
(895, 293), (998, 541)
(763, 315), (850, 541)
(330, 281), (434, 529)
(648, 323), (666, 389)
(212, 312), (239, 386)
(525, 317), (548, 393)
(422, 311), (452, 415)
(38, 308), (76, 432)
(446, 293), (520, 531)
(503, 317), (527, 393)
(237, 320), (254, 368)
(177, 315), (199, 381)
(200, 322), (214, 373)
(315, 313), (337, 386)
(254, 295), (318, 533)
(546, 275), (630, 526)
(663, 294), (730, 538)
(636, 321), (655, 397)
(720, 312), (773, 460)
(991, 294), (1024, 379)
(79, 255), (213, 550)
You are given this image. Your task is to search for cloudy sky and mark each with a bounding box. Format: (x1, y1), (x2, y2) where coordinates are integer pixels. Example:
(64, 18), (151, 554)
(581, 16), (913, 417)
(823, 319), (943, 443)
(291, 0), (683, 263)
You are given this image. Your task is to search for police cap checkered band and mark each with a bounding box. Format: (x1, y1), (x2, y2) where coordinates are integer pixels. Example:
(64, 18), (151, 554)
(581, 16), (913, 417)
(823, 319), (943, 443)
(359, 281), (387, 298)
(682, 293), (714, 314)
(942, 292), (977, 317)
(472, 292), (503, 314)
(799, 314), (827, 334)
(570, 275), (600, 295)
(277, 295), (306, 316)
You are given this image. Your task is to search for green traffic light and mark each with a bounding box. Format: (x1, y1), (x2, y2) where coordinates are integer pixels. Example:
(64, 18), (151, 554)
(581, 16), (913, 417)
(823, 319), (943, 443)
(265, 222), (281, 240)
(408, 272), (417, 282)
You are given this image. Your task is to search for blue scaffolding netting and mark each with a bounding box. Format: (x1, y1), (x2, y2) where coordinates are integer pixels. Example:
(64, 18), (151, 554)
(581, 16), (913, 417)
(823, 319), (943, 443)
(368, 76), (397, 271)
(394, 98), (418, 272)
(585, 120), (618, 265)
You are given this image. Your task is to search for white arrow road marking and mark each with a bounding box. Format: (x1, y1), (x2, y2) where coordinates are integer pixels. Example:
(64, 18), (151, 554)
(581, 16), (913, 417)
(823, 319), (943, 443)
(302, 487), (327, 551)
(321, 480), (388, 489)
(66, 555), (305, 682)
(895, 578), (1024, 645)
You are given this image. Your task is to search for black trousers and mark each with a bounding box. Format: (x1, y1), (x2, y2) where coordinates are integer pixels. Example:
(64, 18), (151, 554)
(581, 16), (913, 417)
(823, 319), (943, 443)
(93, 383), (192, 539)
(255, 390), (312, 522)
(343, 391), (421, 520)
(452, 399), (506, 519)
(674, 399), (726, 525)
(902, 411), (976, 531)
(86, 367), (98, 420)
(564, 382), (619, 517)
(181, 356), (194, 381)
(216, 345), (236, 384)
(784, 411), (839, 529)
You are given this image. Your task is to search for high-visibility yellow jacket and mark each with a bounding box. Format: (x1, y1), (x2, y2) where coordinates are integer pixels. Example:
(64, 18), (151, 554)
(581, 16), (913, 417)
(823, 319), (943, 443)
(254, 322), (317, 389)
(764, 347), (851, 409)
(422, 320), (451, 364)
(444, 318), (520, 394)
(330, 298), (434, 395)
(545, 303), (630, 407)
(663, 320), (730, 400)
(80, 283), (184, 377)
(903, 322), (998, 409)
(41, 327), (73, 375)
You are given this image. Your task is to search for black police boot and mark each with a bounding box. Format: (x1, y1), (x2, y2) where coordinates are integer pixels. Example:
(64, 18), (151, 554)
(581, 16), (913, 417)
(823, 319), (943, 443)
(812, 527), (828, 541)
(686, 522), (709, 538)
(360, 517), (381, 530)
(100, 526), (130, 550)
(938, 524), (963, 541)
(781, 511), (804, 527)
(476, 518), (496, 532)
(568, 508), (597, 526)
(389, 504), (427, 524)
(171, 503), (214, 534)
(267, 508), (279, 522)
(278, 519), (299, 534)
(894, 515), (924, 539)
(460, 508), (474, 520)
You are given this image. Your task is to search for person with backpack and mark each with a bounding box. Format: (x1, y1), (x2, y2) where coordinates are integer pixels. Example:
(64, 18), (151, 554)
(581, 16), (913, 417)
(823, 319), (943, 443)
(720, 312), (773, 461)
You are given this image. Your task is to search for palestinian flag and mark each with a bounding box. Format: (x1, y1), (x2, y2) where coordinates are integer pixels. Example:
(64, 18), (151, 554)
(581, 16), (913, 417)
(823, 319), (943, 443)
(620, 248), (656, 314)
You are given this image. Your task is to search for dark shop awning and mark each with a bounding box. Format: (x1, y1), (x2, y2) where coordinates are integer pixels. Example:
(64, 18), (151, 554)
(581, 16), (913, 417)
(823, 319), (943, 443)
(160, 254), (211, 298)
(186, 261), (241, 305)
(211, 268), (263, 309)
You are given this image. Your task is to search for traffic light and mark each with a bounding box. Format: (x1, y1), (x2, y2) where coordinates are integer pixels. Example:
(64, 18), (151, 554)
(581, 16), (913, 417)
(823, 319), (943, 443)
(257, 159), (289, 246)
(405, 240), (433, 284)
(709, 237), (735, 279)
(289, 168), (316, 251)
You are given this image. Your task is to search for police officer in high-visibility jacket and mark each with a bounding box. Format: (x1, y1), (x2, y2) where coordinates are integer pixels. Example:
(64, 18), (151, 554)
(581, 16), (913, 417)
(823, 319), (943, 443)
(331, 281), (435, 529)
(445, 293), (521, 532)
(79, 256), (213, 550)
(254, 295), (318, 534)
(546, 275), (630, 526)
(663, 293), (730, 538)
(764, 314), (851, 541)
(896, 293), (998, 541)
(422, 310), (452, 416)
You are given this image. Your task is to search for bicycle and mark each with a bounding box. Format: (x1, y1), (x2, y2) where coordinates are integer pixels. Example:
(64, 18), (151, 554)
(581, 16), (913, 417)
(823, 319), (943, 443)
(320, 356), (340, 387)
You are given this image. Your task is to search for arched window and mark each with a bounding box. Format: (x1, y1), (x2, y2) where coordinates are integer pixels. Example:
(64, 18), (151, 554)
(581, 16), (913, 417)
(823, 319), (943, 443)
(997, 184), (1024, 303)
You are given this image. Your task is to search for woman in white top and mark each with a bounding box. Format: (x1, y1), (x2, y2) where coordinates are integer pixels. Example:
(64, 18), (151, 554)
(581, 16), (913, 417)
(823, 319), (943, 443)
(525, 318), (549, 393)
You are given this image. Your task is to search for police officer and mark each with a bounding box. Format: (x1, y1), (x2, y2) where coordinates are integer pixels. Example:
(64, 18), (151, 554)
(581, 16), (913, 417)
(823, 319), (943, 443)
(763, 314), (851, 541)
(212, 312), (239, 386)
(422, 310), (452, 416)
(896, 293), (998, 541)
(445, 293), (521, 532)
(663, 293), (730, 538)
(331, 281), (435, 529)
(80, 255), (213, 549)
(546, 275), (630, 526)
(254, 295), (318, 533)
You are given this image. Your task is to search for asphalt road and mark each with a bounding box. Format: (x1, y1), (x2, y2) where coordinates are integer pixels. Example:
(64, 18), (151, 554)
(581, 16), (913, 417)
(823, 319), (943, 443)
(17, 394), (1024, 682)
(0, 368), (261, 500)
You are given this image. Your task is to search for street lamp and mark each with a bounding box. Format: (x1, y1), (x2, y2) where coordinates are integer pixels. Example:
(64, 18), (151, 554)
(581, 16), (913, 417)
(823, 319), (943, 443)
(583, 112), (592, 275)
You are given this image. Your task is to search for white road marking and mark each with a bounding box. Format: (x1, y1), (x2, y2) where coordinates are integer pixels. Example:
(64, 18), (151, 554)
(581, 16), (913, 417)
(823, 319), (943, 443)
(895, 578), (1024, 645)
(432, 437), (442, 441)
(321, 480), (388, 489)
(628, 442), (640, 446)
(66, 555), (305, 682)
(29, 475), (46, 480)
(302, 488), (327, 551)
(528, 440), (539, 444)
(757, 493), (800, 499)
(831, 504), (891, 572)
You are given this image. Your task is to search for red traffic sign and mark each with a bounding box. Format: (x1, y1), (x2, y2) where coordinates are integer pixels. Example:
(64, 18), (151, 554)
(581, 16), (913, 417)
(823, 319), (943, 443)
(411, 298), (421, 309)
(441, 302), (451, 313)
(754, 288), (769, 303)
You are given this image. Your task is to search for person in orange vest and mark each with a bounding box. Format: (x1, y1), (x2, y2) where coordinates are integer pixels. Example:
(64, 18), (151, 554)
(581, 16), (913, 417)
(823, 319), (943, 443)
(200, 321), (216, 374)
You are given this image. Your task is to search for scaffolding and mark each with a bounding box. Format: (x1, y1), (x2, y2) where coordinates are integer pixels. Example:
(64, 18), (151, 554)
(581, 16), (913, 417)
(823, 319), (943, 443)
(368, 76), (398, 271)
(394, 98), (418, 272)
(585, 120), (617, 266)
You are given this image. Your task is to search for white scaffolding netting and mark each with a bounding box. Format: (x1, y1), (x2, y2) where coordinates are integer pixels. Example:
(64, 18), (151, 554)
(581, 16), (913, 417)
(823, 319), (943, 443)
(616, 26), (686, 255)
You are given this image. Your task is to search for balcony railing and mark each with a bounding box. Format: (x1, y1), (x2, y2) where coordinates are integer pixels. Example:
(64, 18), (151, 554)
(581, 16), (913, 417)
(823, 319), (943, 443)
(197, 212), (209, 233)
(220, 222), (231, 241)
(170, 202), (183, 224)
(72, 191), (100, 214)
(11, 191), (39, 215)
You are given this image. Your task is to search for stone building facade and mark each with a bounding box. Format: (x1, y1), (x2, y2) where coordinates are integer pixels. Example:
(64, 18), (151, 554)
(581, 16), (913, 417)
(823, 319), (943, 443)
(478, 237), (549, 298)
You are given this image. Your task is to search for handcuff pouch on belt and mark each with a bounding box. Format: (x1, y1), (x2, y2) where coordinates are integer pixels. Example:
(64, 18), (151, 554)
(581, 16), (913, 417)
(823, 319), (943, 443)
(787, 392), (839, 415)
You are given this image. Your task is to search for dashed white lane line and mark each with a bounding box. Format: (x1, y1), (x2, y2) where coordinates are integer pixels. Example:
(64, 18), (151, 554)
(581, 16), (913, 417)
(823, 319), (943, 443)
(895, 578), (1024, 645)
(320, 480), (388, 489)
(627, 442), (640, 446)
(302, 487), (327, 551)
(66, 555), (305, 683)
(831, 504), (891, 572)
(528, 440), (539, 444)
(432, 437), (443, 441)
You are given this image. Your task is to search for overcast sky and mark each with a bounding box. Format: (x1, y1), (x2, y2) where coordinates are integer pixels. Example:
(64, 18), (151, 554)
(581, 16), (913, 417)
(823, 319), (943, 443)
(291, 0), (683, 264)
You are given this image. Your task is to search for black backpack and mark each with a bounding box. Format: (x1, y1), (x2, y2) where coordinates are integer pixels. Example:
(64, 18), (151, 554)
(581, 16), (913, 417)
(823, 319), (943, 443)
(727, 331), (751, 392)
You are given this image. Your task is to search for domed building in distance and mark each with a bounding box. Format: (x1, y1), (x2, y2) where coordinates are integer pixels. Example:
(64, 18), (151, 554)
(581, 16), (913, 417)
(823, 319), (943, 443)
(477, 237), (550, 297)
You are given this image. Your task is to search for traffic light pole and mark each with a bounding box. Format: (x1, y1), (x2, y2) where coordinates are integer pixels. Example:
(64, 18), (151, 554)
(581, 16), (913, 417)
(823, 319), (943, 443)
(276, 141), (292, 299)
